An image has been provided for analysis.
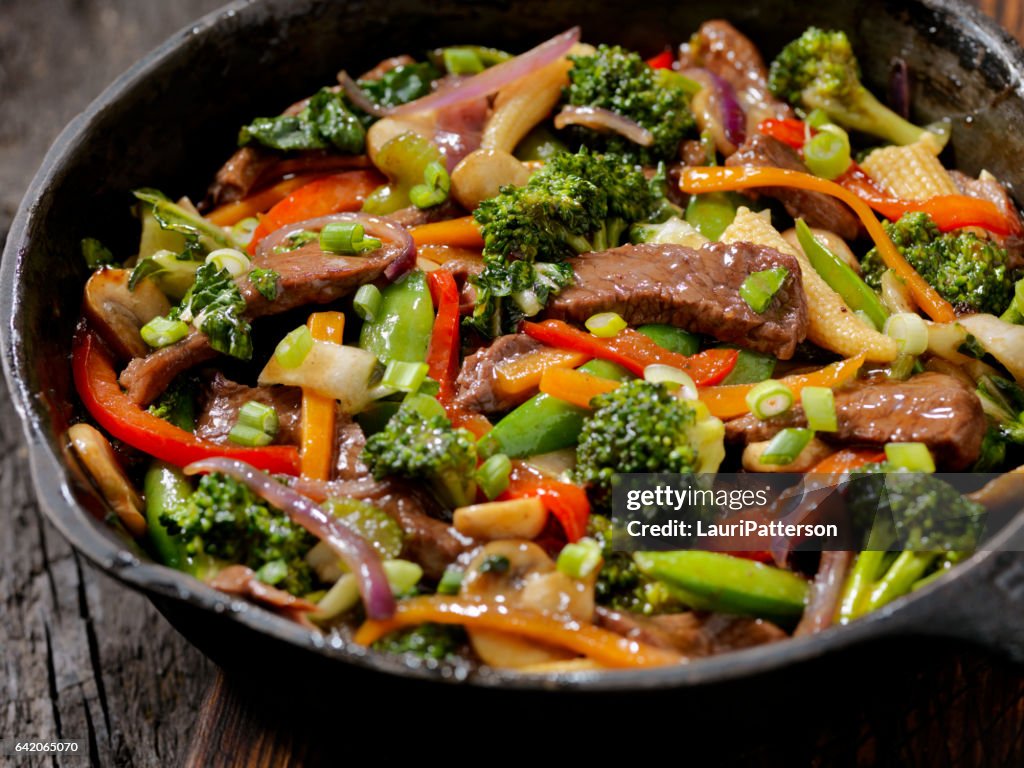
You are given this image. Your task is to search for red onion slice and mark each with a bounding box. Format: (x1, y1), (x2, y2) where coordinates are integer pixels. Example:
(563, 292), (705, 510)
(794, 551), (853, 636)
(255, 212), (416, 281)
(554, 105), (655, 147)
(706, 71), (746, 148)
(338, 71), (392, 118)
(391, 27), (580, 117)
(185, 458), (397, 620)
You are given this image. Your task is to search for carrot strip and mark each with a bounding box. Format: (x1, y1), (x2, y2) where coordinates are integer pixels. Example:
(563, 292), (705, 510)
(206, 175), (320, 227)
(410, 216), (485, 248)
(699, 353), (866, 420)
(678, 166), (956, 323)
(353, 596), (682, 668)
(300, 312), (345, 480)
(495, 347), (591, 401)
(415, 244), (484, 266)
(538, 366), (620, 409)
(807, 448), (886, 475)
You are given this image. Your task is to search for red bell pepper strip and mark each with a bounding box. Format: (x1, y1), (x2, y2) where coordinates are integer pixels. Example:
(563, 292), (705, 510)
(757, 118), (812, 150)
(247, 169), (385, 253)
(646, 50), (675, 70)
(837, 163), (1022, 237)
(521, 319), (738, 385)
(425, 270), (461, 402)
(504, 463), (590, 542)
(72, 326), (301, 474)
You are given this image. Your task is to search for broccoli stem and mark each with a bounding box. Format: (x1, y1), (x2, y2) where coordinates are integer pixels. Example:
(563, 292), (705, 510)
(838, 549), (887, 622)
(816, 87), (936, 147)
(864, 551), (940, 612)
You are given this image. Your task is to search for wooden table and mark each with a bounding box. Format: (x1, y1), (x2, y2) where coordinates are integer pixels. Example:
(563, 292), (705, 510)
(1, 2), (1023, 765)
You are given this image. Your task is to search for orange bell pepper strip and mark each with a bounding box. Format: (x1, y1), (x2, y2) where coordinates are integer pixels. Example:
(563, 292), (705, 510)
(699, 353), (866, 420)
(247, 170), (384, 253)
(503, 462), (591, 542)
(353, 596), (682, 668)
(538, 366), (619, 410)
(299, 312), (345, 480)
(72, 326), (300, 474)
(206, 174), (321, 227)
(678, 166), (957, 323)
(494, 347), (590, 402)
(410, 216), (485, 249)
(522, 319), (738, 384)
(425, 270), (461, 402)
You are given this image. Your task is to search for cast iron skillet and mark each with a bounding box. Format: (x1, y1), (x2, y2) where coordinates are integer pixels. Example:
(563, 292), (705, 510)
(3, 0), (1024, 693)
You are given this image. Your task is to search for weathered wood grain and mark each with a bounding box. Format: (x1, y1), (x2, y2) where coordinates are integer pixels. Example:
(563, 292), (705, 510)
(1, 2), (1023, 767)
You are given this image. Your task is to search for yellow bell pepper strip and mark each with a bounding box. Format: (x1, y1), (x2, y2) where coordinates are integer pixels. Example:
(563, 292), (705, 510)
(539, 366), (620, 409)
(206, 174), (321, 227)
(300, 312), (345, 480)
(698, 353), (866, 420)
(494, 347), (590, 402)
(409, 216), (485, 249)
(678, 166), (956, 323)
(353, 595), (682, 668)
(72, 325), (300, 474)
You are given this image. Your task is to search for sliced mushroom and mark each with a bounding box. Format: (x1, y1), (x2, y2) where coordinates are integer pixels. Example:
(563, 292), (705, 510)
(743, 436), (833, 473)
(453, 497), (547, 540)
(451, 148), (531, 210)
(83, 268), (171, 359)
(460, 540), (595, 668)
(66, 423), (147, 537)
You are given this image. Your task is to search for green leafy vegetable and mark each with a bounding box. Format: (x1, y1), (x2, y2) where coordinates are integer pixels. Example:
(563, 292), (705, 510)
(239, 88), (366, 153)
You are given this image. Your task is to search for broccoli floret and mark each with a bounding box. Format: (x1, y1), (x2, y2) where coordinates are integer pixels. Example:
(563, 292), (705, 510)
(588, 515), (684, 615)
(768, 28), (946, 148)
(574, 380), (725, 507)
(466, 260), (574, 338)
(361, 398), (477, 509)
(371, 623), (467, 661)
(160, 473), (316, 595)
(840, 462), (985, 619)
(147, 376), (197, 431)
(976, 374), (1024, 445)
(564, 44), (696, 163)
(861, 212), (1015, 315)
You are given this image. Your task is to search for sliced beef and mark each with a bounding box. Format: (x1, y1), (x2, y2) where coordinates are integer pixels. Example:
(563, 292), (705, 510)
(196, 373), (302, 445)
(724, 372), (985, 469)
(726, 134), (861, 241)
(595, 607), (786, 656)
(289, 475), (474, 579)
(544, 242), (808, 359)
(334, 416), (368, 481)
(454, 334), (543, 414)
(384, 198), (465, 229)
(120, 237), (404, 405)
(206, 147), (277, 207)
(358, 54), (416, 82)
(679, 20), (794, 140)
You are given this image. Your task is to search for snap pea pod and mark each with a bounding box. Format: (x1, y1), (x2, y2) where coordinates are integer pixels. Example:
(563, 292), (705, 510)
(635, 324), (700, 356)
(795, 219), (889, 331)
(634, 551), (809, 623)
(143, 462), (192, 571)
(719, 346), (777, 385)
(359, 269), (433, 364)
(685, 192), (741, 241)
(480, 359), (632, 458)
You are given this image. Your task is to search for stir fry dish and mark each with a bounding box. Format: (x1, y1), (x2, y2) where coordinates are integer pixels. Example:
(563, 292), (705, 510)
(69, 22), (1024, 673)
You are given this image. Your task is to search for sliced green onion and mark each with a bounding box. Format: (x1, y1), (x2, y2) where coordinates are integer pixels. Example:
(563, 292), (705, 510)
(353, 283), (382, 322)
(409, 160), (451, 209)
(230, 217), (260, 247)
(206, 247), (251, 277)
(319, 222), (382, 255)
(884, 442), (936, 473)
(382, 360), (429, 393)
(238, 401), (279, 436)
(803, 130), (852, 180)
(801, 386), (837, 432)
(255, 559), (288, 586)
(140, 316), (189, 348)
(586, 311), (627, 338)
(443, 47), (485, 75)
(884, 312), (928, 356)
(740, 267), (789, 313)
(556, 537), (603, 580)
(644, 364), (697, 400)
(384, 559), (425, 596)
(760, 428), (815, 466)
(475, 453), (512, 500)
(745, 379), (795, 419)
(228, 423), (274, 446)
(274, 326), (314, 369)
(437, 565), (464, 595)
(805, 109), (831, 129)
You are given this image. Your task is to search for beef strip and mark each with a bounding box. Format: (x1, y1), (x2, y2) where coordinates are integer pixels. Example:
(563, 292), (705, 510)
(334, 416), (369, 481)
(206, 146), (277, 207)
(724, 372), (985, 469)
(726, 134), (861, 240)
(120, 237), (404, 405)
(196, 373), (302, 445)
(384, 198), (465, 229)
(595, 607), (787, 656)
(544, 242), (808, 359)
(454, 334), (543, 414)
(678, 20), (795, 142)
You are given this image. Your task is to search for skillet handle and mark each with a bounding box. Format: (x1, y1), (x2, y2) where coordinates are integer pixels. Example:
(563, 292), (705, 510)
(898, 546), (1024, 663)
